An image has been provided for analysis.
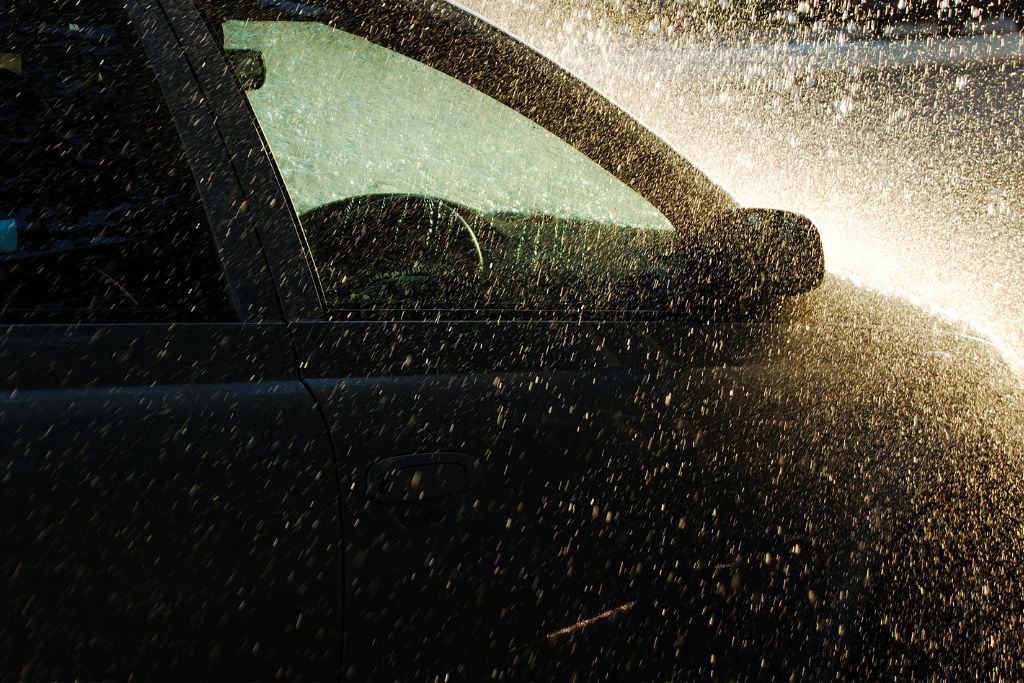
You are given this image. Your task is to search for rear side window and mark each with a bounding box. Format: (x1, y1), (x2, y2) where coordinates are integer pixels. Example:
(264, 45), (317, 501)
(0, 2), (233, 323)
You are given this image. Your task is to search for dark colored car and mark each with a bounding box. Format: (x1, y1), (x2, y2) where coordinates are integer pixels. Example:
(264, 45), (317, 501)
(1, 0), (1021, 680)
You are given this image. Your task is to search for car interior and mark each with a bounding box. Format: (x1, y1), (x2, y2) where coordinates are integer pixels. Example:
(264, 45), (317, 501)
(0, 4), (230, 322)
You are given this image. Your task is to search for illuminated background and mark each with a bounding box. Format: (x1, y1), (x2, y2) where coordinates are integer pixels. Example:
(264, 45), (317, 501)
(464, 1), (1024, 372)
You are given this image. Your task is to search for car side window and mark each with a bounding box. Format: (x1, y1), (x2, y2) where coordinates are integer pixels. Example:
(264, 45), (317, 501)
(0, 3), (233, 323)
(224, 20), (680, 314)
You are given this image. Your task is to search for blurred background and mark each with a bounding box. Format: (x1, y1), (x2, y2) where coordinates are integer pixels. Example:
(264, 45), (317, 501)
(474, 0), (1023, 39)
(464, 0), (1024, 373)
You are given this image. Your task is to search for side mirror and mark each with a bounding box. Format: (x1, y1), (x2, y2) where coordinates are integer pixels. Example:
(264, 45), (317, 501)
(225, 48), (266, 91)
(720, 208), (825, 297)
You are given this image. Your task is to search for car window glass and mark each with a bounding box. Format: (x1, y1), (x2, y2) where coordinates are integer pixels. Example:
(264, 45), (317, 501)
(225, 21), (671, 230)
(224, 20), (680, 314)
(0, 3), (233, 323)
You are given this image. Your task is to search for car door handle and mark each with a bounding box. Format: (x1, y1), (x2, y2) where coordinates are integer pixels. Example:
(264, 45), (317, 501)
(367, 452), (482, 505)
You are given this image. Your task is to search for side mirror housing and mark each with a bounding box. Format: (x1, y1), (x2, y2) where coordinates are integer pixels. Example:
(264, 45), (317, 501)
(720, 208), (825, 297)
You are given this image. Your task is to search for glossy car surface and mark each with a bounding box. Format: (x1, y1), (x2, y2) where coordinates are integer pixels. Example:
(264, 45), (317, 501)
(1, 0), (1021, 680)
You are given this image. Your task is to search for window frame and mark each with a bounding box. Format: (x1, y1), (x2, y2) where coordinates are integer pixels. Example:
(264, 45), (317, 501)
(130, 0), (288, 324)
(177, 0), (741, 323)
(160, 0), (327, 322)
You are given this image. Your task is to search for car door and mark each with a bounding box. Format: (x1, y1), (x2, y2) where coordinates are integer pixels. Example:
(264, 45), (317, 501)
(0, 2), (341, 679)
(180, 1), (885, 679)
(173, 1), (750, 678)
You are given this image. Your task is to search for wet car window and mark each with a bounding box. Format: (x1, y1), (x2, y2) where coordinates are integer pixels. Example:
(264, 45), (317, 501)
(224, 20), (689, 313)
(224, 21), (672, 229)
(0, 4), (232, 323)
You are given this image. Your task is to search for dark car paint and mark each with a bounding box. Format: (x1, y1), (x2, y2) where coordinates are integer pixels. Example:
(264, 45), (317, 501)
(158, 0), (326, 321)
(295, 274), (1022, 680)
(131, 0), (289, 322)
(1, 3), (344, 680)
(187, 0), (740, 322)
(1, 0), (1021, 681)
(0, 323), (343, 680)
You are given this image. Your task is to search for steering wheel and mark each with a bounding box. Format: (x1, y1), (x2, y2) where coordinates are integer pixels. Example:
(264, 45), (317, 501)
(300, 194), (484, 305)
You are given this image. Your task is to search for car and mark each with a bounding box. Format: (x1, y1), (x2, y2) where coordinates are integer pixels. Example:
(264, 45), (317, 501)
(1, 0), (1021, 680)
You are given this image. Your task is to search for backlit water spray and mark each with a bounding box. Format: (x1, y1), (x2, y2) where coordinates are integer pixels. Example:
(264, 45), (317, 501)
(464, 1), (1024, 374)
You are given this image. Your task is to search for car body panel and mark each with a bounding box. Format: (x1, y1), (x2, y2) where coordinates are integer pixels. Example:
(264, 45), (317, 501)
(2, 0), (1022, 680)
(0, 2), (342, 679)
(0, 323), (343, 680)
(172, 0), (1023, 678)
